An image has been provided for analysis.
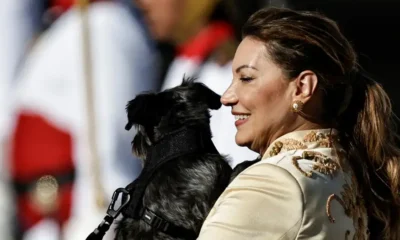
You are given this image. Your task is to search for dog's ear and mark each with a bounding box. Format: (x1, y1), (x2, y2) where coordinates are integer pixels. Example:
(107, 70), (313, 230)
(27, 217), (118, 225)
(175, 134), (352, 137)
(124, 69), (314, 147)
(125, 93), (162, 130)
(193, 83), (222, 110)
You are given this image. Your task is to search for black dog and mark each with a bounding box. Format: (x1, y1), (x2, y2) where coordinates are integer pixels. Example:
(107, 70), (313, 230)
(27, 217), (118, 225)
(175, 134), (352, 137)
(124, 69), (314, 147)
(114, 78), (232, 240)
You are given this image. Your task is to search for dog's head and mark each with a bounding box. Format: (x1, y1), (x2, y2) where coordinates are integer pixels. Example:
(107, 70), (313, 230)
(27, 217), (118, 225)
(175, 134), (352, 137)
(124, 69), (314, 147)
(125, 77), (221, 159)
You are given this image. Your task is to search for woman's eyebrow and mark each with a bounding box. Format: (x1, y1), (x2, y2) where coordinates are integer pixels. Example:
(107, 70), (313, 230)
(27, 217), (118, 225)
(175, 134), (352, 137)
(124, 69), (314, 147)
(235, 65), (258, 73)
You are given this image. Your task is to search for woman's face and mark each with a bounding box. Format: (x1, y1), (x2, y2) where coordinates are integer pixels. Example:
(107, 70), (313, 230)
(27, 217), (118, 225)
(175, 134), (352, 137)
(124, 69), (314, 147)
(221, 37), (298, 153)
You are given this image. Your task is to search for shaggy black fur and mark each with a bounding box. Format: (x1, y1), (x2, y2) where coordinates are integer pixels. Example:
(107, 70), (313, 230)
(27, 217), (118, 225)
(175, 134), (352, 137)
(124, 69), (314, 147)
(114, 78), (232, 240)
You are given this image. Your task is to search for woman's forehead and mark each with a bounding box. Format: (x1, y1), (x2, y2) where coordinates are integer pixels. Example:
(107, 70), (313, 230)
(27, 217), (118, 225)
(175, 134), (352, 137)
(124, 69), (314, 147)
(232, 38), (269, 71)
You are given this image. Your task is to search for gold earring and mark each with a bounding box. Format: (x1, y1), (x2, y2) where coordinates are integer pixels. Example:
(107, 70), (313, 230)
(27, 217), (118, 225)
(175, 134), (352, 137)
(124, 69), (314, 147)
(291, 100), (304, 113)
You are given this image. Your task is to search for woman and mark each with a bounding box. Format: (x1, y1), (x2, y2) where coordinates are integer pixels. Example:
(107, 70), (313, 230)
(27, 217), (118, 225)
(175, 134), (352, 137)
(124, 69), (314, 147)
(198, 7), (400, 240)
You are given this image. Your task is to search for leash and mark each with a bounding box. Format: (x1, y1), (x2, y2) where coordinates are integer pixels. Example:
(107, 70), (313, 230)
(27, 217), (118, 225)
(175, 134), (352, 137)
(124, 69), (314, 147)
(86, 188), (131, 240)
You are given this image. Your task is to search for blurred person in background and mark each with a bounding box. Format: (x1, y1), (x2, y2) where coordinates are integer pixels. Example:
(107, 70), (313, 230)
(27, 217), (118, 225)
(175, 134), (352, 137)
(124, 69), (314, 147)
(8, 0), (159, 239)
(135, 0), (265, 167)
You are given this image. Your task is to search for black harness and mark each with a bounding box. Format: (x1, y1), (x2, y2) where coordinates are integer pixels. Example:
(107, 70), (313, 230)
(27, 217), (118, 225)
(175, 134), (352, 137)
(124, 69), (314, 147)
(86, 127), (218, 240)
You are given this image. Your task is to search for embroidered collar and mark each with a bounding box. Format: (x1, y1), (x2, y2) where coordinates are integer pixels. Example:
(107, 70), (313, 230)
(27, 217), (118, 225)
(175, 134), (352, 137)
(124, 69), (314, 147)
(262, 128), (339, 159)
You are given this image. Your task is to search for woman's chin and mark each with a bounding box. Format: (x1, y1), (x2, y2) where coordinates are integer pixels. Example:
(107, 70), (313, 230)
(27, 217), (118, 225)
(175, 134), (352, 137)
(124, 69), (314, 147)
(235, 134), (251, 147)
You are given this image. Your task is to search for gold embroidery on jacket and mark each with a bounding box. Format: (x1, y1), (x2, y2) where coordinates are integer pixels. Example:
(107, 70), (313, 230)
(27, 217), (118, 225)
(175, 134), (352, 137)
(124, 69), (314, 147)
(303, 131), (334, 147)
(318, 138), (332, 148)
(292, 151), (339, 178)
(264, 130), (369, 238)
(268, 139), (306, 157)
(268, 141), (284, 157)
(292, 156), (312, 177)
(326, 193), (346, 223)
(267, 130), (338, 157)
(326, 176), (368, 239)
(280, 138), (307, 151)
(314, 157), (339, 177)
(303, 131), (319, 142)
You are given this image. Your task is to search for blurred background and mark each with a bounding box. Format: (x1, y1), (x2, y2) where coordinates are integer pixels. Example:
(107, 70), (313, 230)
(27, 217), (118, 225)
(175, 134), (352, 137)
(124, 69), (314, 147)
(0, 0), (399, 239)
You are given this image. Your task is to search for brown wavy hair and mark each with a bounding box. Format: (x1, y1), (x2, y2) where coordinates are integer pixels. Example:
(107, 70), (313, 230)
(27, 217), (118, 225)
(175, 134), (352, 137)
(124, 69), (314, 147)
(243, 7), (400, 239)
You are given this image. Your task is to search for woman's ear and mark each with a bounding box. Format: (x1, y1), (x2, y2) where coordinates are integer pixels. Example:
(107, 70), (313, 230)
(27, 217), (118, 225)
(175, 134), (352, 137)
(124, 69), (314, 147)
(292, 70), (319, 103)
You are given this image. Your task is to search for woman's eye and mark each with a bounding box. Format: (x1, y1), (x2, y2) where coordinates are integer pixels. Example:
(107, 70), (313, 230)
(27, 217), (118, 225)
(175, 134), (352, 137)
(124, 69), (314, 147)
(240, 77), (254, 82)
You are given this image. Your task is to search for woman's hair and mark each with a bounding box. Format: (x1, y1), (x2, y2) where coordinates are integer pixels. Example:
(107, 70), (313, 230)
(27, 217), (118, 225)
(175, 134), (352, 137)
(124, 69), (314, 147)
(243, 7), (400, 239)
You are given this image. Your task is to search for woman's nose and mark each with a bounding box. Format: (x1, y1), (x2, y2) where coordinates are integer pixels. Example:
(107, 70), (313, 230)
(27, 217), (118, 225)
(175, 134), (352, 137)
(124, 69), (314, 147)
(221, 84), (238, 106)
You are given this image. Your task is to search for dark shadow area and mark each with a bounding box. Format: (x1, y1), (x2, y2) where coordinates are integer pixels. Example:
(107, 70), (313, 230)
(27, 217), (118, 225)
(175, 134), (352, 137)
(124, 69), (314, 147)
(289, 0), (400, 118)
